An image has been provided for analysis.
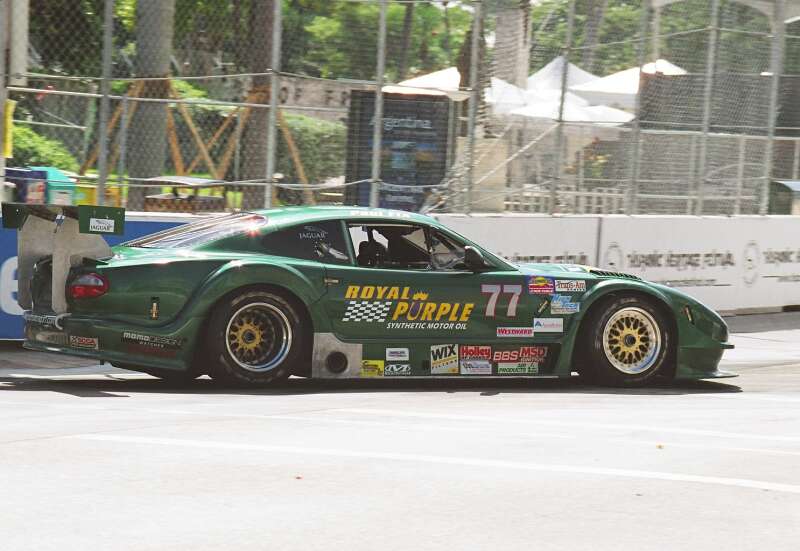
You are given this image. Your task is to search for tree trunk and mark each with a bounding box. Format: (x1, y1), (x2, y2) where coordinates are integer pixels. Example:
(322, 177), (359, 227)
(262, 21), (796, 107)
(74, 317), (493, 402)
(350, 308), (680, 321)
(127, 0), (176, 210)
(397, 3), (415, 80)
(240, 0), (275, 209)
(491, 0), (532, 88)
(581, 0), (609, 72)
(442, 1), (452, 65)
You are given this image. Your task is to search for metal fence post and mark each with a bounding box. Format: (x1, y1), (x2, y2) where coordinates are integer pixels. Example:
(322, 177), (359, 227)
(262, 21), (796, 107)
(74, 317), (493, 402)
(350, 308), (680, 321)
(95, 0), (116, 206)
(628, 0), (650, 214)
(0, 0), (7, 195)
(551, 0), (575, 214)
(465, 0), (482, 214)
(695, 0), (721, 216)
(761, 0), (785, 215)
(118, 95), (129, 189)
(369, 0), (388, 208)
(264, 0), (282, 209)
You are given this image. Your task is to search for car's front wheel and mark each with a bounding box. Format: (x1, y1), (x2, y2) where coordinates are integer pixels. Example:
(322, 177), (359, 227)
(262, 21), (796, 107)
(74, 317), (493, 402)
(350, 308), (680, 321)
(204, 289), (307, 386)
(579, 295), (673, 386)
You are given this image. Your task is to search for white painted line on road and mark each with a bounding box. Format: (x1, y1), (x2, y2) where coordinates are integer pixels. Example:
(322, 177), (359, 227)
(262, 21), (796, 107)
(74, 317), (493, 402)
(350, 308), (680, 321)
(339, 408), (800, 443)
(69, 434), (800, 495)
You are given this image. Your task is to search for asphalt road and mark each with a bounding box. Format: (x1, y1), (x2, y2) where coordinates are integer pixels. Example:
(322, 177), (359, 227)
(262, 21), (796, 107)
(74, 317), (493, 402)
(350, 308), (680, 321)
(1, 316), (799, 550)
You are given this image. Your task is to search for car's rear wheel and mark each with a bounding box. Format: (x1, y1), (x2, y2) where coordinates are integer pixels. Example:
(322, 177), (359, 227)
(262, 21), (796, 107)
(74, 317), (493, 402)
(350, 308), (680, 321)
(579, 295), (673, 386)
(204, 289), (306, 386)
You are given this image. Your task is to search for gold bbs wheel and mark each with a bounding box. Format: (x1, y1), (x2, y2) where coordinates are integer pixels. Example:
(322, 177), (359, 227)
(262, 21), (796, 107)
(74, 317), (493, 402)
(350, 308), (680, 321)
(225, 302), (293, 372)
(601, 306), (662, 375)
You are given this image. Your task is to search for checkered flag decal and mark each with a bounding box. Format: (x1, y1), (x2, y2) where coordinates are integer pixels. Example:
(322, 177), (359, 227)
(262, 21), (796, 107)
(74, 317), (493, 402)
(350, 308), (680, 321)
(342, 301), (393, 323)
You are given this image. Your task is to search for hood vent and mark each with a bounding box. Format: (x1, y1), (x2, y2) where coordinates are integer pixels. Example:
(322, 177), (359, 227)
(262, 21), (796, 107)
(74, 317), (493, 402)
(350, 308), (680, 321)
(590, 269), (642, 281)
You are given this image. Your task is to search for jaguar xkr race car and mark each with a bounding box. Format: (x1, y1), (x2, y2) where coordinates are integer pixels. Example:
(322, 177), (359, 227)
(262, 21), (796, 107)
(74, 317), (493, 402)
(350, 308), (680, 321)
(3, 203), (734, 386)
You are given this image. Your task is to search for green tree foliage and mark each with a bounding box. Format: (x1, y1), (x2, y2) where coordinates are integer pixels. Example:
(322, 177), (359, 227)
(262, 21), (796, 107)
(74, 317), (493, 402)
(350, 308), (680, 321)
(9, 126), (80, 172)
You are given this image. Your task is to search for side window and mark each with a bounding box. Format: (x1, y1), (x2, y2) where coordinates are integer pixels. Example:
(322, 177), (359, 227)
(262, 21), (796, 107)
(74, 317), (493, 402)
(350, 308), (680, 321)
(262, 221), (350, 264)
(430, 230), (468, 271)
(348, 223), (431, 270)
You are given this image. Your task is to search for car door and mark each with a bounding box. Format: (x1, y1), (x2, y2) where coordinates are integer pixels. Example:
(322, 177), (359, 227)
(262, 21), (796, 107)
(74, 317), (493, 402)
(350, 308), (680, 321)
(323, 220), (540, 344)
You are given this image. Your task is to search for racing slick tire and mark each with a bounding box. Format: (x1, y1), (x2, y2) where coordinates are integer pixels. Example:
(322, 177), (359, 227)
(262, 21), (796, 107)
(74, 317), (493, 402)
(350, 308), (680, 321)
(578, 295), (674, 387)
(204, 288), (306, 386)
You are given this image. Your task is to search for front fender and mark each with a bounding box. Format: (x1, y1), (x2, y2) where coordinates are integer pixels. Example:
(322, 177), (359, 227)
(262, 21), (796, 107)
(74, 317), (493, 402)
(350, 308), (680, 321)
(555, 279), (678, 376)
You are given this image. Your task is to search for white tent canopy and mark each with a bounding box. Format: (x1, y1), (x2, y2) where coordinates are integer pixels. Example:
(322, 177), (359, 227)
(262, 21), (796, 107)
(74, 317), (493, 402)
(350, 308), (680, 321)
(485, 77), (528, 114)
(527, 56), (598, 92)
(398, 67), (460, 91)
(510, 101), (634, 127)
(569, 59), (687, 109)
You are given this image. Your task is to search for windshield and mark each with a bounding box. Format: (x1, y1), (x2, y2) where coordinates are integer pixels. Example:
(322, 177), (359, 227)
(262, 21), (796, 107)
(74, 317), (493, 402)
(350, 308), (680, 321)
(124, 213), (268, 249)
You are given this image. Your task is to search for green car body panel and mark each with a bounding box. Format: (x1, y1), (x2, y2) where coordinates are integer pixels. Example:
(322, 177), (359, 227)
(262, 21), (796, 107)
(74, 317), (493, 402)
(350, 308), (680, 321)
(19, 206), (734, 380)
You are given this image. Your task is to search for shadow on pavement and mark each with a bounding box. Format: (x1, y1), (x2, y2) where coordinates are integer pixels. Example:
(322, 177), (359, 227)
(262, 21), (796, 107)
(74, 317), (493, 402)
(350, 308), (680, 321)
(0, 374), (742, 398)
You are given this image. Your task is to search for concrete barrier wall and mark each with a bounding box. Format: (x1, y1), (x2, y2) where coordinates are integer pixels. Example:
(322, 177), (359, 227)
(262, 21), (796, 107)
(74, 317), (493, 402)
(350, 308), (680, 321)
(1, 212), (798, 338)
(439, 214), (800, 314)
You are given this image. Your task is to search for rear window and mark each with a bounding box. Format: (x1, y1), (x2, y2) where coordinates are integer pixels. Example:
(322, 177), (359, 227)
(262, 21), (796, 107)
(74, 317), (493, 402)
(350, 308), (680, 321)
(124, 213), (268, 249)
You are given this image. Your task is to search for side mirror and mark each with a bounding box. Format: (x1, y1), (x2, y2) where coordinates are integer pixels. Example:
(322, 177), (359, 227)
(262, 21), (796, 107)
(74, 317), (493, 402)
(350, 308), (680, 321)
(464, 246), (488, 272)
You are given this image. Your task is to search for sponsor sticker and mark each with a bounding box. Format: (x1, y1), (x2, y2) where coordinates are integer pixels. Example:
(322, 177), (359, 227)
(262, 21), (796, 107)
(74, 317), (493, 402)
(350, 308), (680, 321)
(89, 218), (115, 233)
(34, 331), (70, 346)
(343, 285), (474, 331)
(533, 318), (564, 333)
(385, 347), (410, 361)
(460, 359), (492, 375)
(361, 360), (385, 378)
(527, 276), (555, 295)
(536, 298), (550, 315)
(492, 346), (548, 362)
(69, 335), (99, 350)
(497, 362), (539, 375)
(298, 225), (328, 240)
(23, 312), (67, 330)
(384, 363), (411, 376)
(460, 345), (492, 360)
(550, 294), (580, 315)
(497, 327), (534, 338)
(121, 332), (183, 357)
(430, 344), (459, 374)
(554, 280), (587, 293)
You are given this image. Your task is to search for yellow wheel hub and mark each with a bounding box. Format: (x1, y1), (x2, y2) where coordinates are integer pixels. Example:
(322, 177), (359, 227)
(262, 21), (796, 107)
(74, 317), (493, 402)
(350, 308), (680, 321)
(602, 307), (662, 375)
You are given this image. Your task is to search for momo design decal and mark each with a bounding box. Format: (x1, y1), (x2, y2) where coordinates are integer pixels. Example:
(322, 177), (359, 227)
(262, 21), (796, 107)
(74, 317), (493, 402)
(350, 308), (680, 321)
(343, 286), (474, 331)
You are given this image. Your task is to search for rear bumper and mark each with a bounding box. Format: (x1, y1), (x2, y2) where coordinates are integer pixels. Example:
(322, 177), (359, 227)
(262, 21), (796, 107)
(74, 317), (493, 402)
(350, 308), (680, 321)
(23, 312), (204, 373)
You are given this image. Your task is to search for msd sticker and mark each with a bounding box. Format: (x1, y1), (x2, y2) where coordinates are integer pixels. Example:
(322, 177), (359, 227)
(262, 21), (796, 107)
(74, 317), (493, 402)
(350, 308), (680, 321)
(527, 276), (555, 295)
(533, 318), (564, 333)
(430, 344), (458, 374)
(554, 280), (587, 293)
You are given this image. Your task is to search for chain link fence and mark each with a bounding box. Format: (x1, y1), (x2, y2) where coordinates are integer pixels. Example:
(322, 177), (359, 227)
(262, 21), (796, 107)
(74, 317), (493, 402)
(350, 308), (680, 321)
(1, 0), (797, 215)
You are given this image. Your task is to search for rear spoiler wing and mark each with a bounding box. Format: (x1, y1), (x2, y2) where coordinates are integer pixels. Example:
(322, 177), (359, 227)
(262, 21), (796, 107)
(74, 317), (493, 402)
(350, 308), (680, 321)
(1, 204), (126, 314)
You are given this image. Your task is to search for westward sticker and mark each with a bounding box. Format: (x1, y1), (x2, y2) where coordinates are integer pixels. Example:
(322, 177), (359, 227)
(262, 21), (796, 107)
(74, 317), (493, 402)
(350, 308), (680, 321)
(497, 327), (534, 338)
(89, 218), (115, 233)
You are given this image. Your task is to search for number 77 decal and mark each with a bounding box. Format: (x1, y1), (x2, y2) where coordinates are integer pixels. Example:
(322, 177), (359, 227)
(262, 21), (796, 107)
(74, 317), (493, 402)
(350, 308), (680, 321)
(481, 284), (523, 317)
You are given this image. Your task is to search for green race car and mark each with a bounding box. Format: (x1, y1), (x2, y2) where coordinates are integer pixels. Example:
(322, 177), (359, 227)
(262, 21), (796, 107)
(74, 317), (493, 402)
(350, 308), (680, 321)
(6, 204), (734, 386)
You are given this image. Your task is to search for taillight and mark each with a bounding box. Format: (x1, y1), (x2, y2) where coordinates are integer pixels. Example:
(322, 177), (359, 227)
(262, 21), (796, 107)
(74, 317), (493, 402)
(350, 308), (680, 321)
(69, 273), (109, 299)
